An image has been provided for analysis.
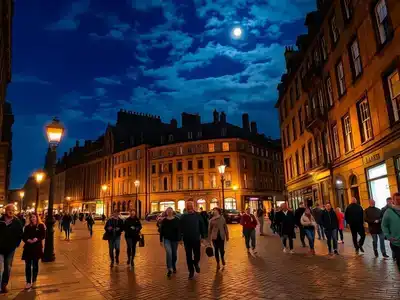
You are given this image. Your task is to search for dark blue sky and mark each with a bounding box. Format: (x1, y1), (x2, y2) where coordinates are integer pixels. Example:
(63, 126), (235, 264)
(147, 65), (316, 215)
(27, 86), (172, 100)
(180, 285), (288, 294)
(8, 0), (314, 188)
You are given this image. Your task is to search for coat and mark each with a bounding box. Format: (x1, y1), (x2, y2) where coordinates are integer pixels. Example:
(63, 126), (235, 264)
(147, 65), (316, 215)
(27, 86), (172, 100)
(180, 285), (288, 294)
(336, 212), (345, 230)
(104, 218), (124, 239)
(240, 213), (257, 229)
(345, 203), (364, 226)
(22, 223), (46, 261)
(124, 216), (142, 240)
(0, 216), (23, 255)
(364, 206), (382, 234)
(300, 213), (317, 229)
(275, 210), (296, 237)
(321, 209), (339, 231)
(382, 206), (400, 247)
(208, 215), (229, 241)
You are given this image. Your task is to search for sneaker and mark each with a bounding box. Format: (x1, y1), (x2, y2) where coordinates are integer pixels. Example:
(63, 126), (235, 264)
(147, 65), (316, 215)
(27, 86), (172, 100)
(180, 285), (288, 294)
(167, 270), (172, 278)
(374, 250), (379, 258)
(25, 283), (32, 290)
(383, 254), (390, 259)
(334, 250), (339, 255)
(359, 246), (365, 253)
(194, 264), (200, 273)
(283, 248), (287, 253)
(290, 250), (295, 254)
(355, 249), (360, 255)
(188, 271), (195, 280)
(311, 249), (316, 255)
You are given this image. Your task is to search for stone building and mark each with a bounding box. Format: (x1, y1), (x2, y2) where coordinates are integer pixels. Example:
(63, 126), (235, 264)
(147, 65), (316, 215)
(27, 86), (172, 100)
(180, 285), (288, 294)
(276, 0), (400, 209)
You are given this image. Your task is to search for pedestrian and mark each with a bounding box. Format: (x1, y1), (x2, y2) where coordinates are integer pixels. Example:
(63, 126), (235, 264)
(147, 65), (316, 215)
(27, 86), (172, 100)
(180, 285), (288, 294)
(381, 197), (396, 260)
(101, 214), (106, 224)
(0, 204), (24, 294)
(199, 207), (209, 230)
(256, 207), (265, 236)
(335, 207), (345, 244)
(240, 207), (258, 254)
(295, 202), (306, 247)
(313, 203), (325, 240)
(104, 210), (124, 267)
(321, 203), (339, 255)
(275, 203), (296, 254)
(85, 213), (95, 237)
(124, 209), (142, 268)
(179, 200), (206, 280)
(301, 207), (317, 255)
(159, 207), (180, 277)
(268, 208), (276, 234)
(22, 213), (46, 290)
(61, 213), (72, 240)
(364, 199), (389, 258)
(208, 207), (229, 270)
(345, 197), (366, 255)
(382, 192), (400, 272)
(72, 213), (77, 225)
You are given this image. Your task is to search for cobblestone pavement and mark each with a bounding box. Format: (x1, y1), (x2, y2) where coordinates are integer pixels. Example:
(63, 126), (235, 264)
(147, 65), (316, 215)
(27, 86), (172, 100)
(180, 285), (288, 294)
(3, 221), (400, 300)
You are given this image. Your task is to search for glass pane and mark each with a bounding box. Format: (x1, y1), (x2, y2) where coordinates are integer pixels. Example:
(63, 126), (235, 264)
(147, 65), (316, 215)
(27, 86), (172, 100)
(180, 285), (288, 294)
(159, 201), (175, 212)
(369, 177), (390, 209)
(367, 163), (387, 179)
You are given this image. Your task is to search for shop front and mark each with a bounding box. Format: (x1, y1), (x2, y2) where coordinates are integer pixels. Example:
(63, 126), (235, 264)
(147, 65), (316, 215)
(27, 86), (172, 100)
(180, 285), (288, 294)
(366, 162), (390, 209)
(244, 196), (273, 213)
(288, 185), (319, 209)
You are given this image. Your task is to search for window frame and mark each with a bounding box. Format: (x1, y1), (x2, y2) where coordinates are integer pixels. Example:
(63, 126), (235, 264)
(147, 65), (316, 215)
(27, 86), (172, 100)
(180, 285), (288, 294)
(326, 76), (334, 106)
(357, 97), (374, 143)
(342, 113), (354, 153)
(332, 124), (340, 159)
(341, 0), (353, 23)
(330, 14), (340, 47)
(349, 37), (363, 80)
(336, 59), (346, 97)
(292, 117), (297, 141)
(373, 0), (393, 47)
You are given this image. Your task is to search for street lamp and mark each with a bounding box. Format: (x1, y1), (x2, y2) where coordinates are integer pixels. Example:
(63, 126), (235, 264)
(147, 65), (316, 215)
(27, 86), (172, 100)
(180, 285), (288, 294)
(19, 191), (25, 212)
(134, 180), (140, 217)
(65, 196), (71, 213)
(42, 117), (65, 263)
(34, 171), (45, 213)
(101, 184), (108, 216)
(218, 163), (226, 210)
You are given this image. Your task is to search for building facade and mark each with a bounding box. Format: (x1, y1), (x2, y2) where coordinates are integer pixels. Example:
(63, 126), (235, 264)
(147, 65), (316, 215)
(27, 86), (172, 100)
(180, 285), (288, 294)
(276, 0), (400, 209)
(51, 110), (283, 217)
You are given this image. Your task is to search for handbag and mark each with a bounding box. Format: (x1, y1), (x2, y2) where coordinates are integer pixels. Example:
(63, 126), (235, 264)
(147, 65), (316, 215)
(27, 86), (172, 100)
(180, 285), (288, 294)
(206, 246), (214, 257)
(102, 232), (109, 241)
(139, 234), (145, 247)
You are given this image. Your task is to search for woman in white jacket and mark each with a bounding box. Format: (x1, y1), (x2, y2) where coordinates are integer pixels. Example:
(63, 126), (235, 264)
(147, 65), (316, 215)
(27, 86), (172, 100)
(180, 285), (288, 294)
(301, 207), (317, 255)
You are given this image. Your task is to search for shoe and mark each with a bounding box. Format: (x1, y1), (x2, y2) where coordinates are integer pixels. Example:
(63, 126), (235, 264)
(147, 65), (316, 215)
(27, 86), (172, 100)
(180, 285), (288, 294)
(311, 249), (316, 255)
(173, 267), (177, 273)
(221, 259), (226, 266)
(374, 250), (379, 258)
(383, 254), (390, 259)
(328, 251), (333, 256)
(130, 259), (134, 267)
(290, 250), (295, 254)
(188, 271), (195, 280)
(127, 259), (131, 265)
(110, 262), (114, 268)
(334, 250), (339, 255)
(167, 270), (172, 278)
(194, 264), (200, 273)
(355, 249), (360, 255)
(25, 283), (32, 290)
(247, 248), (251, 253)
(116, 257), (120, 264)
(1, 285), (8, 294)
(216, 263), (220, 270)
(359, 246), (365, 253)
(283, 248), (287, 253)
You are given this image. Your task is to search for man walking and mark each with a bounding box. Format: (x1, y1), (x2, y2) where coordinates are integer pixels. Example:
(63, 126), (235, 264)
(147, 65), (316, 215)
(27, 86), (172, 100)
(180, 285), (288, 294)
(240, 207), (258, 254)
(345, 197), (365, 255)
(365, 199), (389, 258)
(256, 207), (265, 236)
(382, 192), (400, 272)
(381, 197), (395, 259)
(179, 200), (206, 280)
(321, 203), (339, 255)
(313, 203), (325, 240)
(295, 202), (306, 247)
(276, 203), (296, 253)
(0, 204), (24, 293)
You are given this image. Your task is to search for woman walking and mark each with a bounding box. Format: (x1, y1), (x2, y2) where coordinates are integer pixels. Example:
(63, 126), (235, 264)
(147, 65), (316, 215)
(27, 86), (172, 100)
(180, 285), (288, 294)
(62, 213), (72, 240)
(104, 210), (124, 267)
(301, 207), (317, 255)
(208, 207), (229, 269)
(22, 213), (46, 290)
(335, 207), (345, 244)
(159, 207), (180, 277)
(124, 209), (142, 268)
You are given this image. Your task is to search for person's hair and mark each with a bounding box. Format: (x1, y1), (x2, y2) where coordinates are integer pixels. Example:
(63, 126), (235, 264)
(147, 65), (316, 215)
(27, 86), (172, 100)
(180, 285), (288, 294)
(213, 207), (222, 215)
(336, 207), (342, 212)
(29, 213), (43, 225)
(387, 197), (392, 201)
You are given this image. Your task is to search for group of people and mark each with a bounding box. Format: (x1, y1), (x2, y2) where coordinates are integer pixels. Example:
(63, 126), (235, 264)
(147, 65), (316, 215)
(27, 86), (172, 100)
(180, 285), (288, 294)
(56, 212), (103, 240)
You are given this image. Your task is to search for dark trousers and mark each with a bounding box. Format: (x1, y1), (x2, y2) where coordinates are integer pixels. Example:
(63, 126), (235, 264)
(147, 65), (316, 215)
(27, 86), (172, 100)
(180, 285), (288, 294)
(350, 224), (365, 250)
(0, 251), (15, 286)
(87, 224), (93, 236)
(325, 229), (338, 253)
(212, 237), (225, 264)
(391, 243), (400, 271)
(108, 237), (121, 262)
(63, 226), (70, 239)
(337, 229), (344, 241)
(282, 235), (294, 250)
(125, 237), (137, 261)
(183, 240), (201, 273)
(299, 226), (306, 246)
(390, 242), (396, 259)
(25, 259), (39, 284)
(243, 228), (256, 249)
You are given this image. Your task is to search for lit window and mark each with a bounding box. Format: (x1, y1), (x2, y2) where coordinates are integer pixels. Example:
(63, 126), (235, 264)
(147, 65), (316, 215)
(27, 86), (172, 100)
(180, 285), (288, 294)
(336, 60), (346, 96)
(342, 114), (354, 152)
(375, 0), (390, 45)
(350, 39), (362, 78)
(208, 143), (215, 152)
(357, 98), (373, 142)
(222, 142), (229, 151)
(388, 70), (400, 122)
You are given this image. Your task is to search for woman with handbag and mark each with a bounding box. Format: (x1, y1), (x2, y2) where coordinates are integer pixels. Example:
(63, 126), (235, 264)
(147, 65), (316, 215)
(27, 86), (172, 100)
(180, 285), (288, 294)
(104, 210), (124, 267)
(22, 213), (46, 290)
(159, 207), (180, 277)
(208, 207), (229, 270)
(124, 209), (142, 268)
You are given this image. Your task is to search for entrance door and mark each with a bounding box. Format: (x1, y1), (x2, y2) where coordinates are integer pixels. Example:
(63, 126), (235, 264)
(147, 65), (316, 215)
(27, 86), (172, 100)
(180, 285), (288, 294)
(350, 187), (360, 204)
(336, 189), (345, 210)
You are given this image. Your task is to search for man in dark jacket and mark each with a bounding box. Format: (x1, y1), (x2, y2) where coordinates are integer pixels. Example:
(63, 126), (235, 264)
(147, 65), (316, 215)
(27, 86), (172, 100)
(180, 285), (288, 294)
(275, 203), (296, 253)
(85, 213), (95, 237)
(365, 199), (389, 258)
(124, 209), (142, 267)
(321, 203), (339, 255)
(179, 200), (206, 280)
(313, 203), (325, 240)
(345, 197), (366, 254)
(294, 202), (306, 247)
(0, 204), (23, 293)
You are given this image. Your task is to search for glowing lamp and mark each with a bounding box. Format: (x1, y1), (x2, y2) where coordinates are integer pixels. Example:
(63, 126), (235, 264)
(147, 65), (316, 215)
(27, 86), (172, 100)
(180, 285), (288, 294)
(19, 191), (25, 198)
(35, 171), (45, 184)
(134, 180), (140, 188)
(101, 184), (108, 192)
(232, 185), (238, 191)
(218, 164), (226, 175)
(46, 117), (64, 145)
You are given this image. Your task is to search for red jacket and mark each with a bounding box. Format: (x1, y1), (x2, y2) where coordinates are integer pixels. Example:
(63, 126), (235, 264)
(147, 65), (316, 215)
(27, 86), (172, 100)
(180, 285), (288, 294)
(336, 212), (345, 230)
(240, 213), (257, 229)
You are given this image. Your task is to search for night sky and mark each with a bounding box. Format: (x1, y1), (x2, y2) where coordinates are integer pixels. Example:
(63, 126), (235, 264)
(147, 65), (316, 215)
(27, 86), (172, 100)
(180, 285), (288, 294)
(8, 0), (315, 188)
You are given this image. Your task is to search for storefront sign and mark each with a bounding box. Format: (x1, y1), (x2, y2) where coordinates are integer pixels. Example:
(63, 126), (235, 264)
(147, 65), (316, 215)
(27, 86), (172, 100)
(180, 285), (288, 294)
(363, 152), (381, 165)
(187, 192), (209, 196)
(261, 196), (273, 201)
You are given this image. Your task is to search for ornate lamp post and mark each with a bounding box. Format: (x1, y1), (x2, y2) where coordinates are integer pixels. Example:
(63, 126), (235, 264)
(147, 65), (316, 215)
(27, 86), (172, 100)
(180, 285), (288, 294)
(19, 191), (25, 212)
(101, 184), (108, 216)
(134, 180), (140, 216)
(42, 117), (65, 263)
(218, 163), (226, 210)
(34, 171), (45, 213)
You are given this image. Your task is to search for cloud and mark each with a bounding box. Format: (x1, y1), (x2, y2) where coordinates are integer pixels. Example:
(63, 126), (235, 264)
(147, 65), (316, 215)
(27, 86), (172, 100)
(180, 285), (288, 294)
(47, 0), (90, 31)
(94, 76), (122, 85)
(13, 74), (51, 85)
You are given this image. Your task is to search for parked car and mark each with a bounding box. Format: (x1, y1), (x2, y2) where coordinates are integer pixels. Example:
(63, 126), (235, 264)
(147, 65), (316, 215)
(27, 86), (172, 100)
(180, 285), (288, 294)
(93, 214), (102, 220)
(224, 209), (241, 224)
(119, 211), (130, 220)
(145, 211), (162, 221)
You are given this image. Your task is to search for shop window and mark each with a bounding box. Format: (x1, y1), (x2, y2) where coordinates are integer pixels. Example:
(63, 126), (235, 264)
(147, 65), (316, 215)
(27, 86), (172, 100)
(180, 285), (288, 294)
(224, 197), (237, 210)
(177, 200), (185, 213)
(151, 202), (158, 212)
(367, 163), (390, 208)
(210, 198), (218, 210)
(160, 201), (175, 212)
(197, 199), (206, 210)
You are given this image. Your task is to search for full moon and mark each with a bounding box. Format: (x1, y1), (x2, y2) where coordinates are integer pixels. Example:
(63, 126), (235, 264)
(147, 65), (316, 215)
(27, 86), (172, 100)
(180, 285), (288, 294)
(232, 27), (242, 38)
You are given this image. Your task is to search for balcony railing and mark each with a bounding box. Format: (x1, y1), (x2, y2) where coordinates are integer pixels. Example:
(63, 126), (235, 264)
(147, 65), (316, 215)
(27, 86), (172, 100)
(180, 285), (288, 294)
(305, 106), (328, 132)
(302, 63), (323, 92)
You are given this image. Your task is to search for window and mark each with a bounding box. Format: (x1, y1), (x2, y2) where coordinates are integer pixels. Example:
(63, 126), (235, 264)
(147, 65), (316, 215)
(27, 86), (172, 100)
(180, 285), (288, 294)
(224, 172), (232, 188)
(177, 161), (182, 171)
(151, 164), (156, 174)
(198, 175), (204, 189)
(197, 160), (203, 169)
(387, 70), (400, 122)
(357, 98), (373, 142)
(332, 124), (340, 159)
(188, 132), (193, 139)
(286, 125), (291, 146)
(288, 157), (293, 179)
(367, 163), (390, 208)
(188, 147), (193, 154)
(222, 142), (229, 151)
(292, 117), (297, 141)
(188, 175), (193, 189)
(374, 0), (391, 45)
(123, 168), (126, 177)
(350, 39), (362, 79)
(295, 151), (300, 176)
(342, 114), (354, 152)
(224, 157), (230, 167)
(163, 177), (168, 191)
(243, 173), (248, 188)
(177, 176), (183, 190)
(152, 179), (156, 192)
(342, 0), (352, 21)
(136, 149), (141, 159)
(296, 77), (301, 99)
(209, 158), (215, 168)
(297, 108), (303, 136)
(301, 145), (306, 172)
(208, 143), (215, 152)
(326, 77), (334, 106)
(210, 174), (217, 188)
(318, 87), (324, 111)
(177, 146), (183, 155)
(308, 140), (313, 169)
(290, 87), (294, 108)
(242, 157), (247, 169)
(168, 163), (173, 173)
(330, 14), (340, 44)
(188, 160), (193, 170)
(336, 60), (346, 96)
(321, 35), (328, 61)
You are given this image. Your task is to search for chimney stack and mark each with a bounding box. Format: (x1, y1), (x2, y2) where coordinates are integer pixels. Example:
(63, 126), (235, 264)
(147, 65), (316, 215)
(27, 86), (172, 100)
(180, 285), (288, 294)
(251, 121), (258, 134)
(170, 118), (178, 129)
(242, 113), (250, 131)
(213, 109), (219, 124)
(220, 111), (226, 124)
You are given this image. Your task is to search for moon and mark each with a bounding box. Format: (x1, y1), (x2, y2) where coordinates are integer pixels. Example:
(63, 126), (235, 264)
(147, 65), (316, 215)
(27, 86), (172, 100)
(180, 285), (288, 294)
(232, 27), (242, 38)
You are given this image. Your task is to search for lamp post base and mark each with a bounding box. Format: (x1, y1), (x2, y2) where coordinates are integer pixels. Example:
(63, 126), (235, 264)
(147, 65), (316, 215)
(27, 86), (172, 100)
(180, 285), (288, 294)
(42, 218), (56, 262)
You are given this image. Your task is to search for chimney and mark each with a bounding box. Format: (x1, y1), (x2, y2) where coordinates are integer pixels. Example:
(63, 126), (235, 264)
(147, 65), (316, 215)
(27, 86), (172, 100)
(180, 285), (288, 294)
(220, 111), (226, 124)
(242, 113), (250, 131)
(213, 109), (219, 124)
(251, 121), (258, 134)
(170, 118), (178, 129)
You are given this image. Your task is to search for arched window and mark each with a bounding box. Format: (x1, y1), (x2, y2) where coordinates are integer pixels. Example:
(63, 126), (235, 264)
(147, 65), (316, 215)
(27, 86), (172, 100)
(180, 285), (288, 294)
(224, 197), (237, 210)
(163, 177), (168, 191)
(350, 175), (358, 186)
(122, 201), (126, 212)
(117, 202), (121, 212)
(177, 200), (185, 213)
(210, 198), (218, 210)
(197, 199), (206, 210)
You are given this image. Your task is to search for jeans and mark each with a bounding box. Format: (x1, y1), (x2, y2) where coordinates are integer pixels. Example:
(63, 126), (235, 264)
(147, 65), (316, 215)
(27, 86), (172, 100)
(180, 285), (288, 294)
(63, 226), (71, 239)
(282, 235), (294, 250)
(258, 217), (264, 235)
(350, 224), (366, 250)
(325, 229), (338, 253)
(243, 228), (256, 249)
(125, 237), (138, 261)
(164, 239), (178, 270)
(304, 228), (315, 250)
(87, 224), (93, 236)
(108, 237), (121, 262)
(183, 240), (201, 273)
(371, 233), (387, 255)
(337, 229), (344, 241)
(299, 226), (306, 246)
(212, 237), (225, 264)
(317, 224), (325, 239)
(0, 251), (15, 286)
(391, 243), (400, 271)
(25, 259), (39, 284)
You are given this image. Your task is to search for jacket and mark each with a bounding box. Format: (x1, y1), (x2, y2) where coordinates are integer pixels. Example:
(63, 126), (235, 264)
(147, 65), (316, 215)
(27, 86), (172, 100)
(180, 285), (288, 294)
(336, 212), (345, 230)
(364, 206), (382, 234)
(382, 206), (400, 247)
(62, 215), (72, 227)
(104, 217), (124, 238)
(300, 213), (317, 229)
(86, 215), (95, 226)
(159, 217), (180, 242)
(179, 212), (206, 241)
(345, 203), (364, 226)
(240, 213), (257, 229)
(321, 209), (338, 230)
(312, 207), (323, 224)
(208, 215), (229, 241)
(22, 223), (46, 261)
(294, 207), (306, 226)
(124, 216), (142, 239)
(275, 210), (296, 237)
(0, 216), (23, 255)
